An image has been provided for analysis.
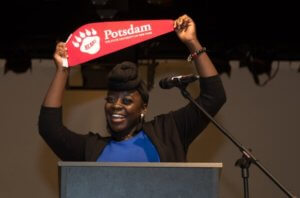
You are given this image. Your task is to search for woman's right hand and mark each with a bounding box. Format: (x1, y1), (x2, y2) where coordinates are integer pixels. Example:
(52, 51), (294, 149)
(42, 42), (69, 107)
(53, 42), (68, 70)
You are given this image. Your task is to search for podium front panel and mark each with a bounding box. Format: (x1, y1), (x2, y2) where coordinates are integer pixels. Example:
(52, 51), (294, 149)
(58, 162), (222, 198)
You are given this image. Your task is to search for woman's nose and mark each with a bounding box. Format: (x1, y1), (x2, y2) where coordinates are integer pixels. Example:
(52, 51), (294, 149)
(111, 98), (123, 109)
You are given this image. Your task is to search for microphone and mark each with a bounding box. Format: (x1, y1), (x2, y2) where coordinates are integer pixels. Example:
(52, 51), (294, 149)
(159, 74), (199, 89)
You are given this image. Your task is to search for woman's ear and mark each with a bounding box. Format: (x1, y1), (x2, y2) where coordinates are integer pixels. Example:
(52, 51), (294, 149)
(142, 103), (147, 115)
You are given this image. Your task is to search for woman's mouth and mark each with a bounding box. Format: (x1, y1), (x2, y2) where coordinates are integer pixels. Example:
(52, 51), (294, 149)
(111, 113), (126, 123)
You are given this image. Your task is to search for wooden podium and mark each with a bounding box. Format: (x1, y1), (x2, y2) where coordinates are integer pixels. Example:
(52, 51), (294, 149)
(58, 162), (222, 198)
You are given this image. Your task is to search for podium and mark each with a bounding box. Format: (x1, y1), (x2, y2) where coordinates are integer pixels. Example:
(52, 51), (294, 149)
(58, 162), (222, 198)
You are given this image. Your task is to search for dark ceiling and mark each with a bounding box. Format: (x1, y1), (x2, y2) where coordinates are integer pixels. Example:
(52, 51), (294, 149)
(1, 0), (299, 62)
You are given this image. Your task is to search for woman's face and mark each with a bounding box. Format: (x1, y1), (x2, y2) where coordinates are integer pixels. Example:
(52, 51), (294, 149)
(105, 90), (146, 134)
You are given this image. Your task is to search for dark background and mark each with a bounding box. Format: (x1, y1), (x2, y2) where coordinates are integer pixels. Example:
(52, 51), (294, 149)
(0, 0), (299, 66)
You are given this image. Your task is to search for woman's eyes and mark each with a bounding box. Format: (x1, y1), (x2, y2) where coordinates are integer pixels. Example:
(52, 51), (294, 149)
(105, 97), (133, 105)
(105, 96), (115, 103)
(122, 98), (133, 105)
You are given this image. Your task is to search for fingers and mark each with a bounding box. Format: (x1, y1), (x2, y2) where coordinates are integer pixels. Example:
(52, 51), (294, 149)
(174, 14), (193, 31)
(55, 42), (68, 58)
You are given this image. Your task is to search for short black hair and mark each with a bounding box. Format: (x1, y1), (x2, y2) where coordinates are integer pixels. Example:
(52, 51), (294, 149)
(107, 61), (149, 104)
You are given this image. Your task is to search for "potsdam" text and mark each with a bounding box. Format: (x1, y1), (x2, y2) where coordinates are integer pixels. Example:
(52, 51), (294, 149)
(104, 24), (152, 40)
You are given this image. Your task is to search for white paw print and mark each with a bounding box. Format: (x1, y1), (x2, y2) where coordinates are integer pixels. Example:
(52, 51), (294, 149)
(72, 28), (100, 55)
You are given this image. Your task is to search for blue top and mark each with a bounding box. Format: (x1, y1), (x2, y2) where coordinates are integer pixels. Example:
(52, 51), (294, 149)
(97, 131), (160, 162)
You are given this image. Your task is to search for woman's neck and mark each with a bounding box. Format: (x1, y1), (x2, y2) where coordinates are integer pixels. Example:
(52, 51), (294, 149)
(113, 129), (140, 141)
(109, 119), (144, 141)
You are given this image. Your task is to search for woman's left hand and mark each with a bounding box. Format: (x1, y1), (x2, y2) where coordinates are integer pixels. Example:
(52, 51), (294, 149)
(174, 14), (197, 44)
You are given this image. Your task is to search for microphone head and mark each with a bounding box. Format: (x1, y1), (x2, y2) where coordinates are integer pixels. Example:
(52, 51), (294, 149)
(159, 76), (174, 89)
(159, 74), (199, 89)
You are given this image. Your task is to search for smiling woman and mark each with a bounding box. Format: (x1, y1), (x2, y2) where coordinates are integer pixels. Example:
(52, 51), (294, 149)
(104, 62), (148, 141)
(38, 14), (226, 162)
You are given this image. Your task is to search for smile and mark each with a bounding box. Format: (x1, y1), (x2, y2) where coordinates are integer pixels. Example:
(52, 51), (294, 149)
(111, 114), (126, 122)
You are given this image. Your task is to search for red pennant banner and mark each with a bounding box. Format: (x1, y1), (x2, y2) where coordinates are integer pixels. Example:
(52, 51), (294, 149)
(65, 20), (174, 67)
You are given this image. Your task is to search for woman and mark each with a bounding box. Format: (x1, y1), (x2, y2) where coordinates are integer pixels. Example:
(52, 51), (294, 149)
(38, 14), (226, 162)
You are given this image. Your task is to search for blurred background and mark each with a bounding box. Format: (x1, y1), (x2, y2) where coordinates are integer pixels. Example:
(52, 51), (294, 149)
(0, 0), (299, 198)
(1, 0), (299, 68)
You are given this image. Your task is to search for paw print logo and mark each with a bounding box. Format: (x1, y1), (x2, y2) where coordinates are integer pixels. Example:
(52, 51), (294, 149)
(72, 29), (100, 55)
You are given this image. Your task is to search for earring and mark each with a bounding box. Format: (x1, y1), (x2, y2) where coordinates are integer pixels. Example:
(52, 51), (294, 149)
(141, 113), (144, 119)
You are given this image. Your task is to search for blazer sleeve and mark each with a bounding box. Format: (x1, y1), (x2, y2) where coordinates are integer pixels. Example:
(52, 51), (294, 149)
(171, 75), (226, 148)
(38, 106), (87, 161)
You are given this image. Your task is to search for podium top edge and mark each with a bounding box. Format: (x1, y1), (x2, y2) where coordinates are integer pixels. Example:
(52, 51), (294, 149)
(58, 162), (223, 168)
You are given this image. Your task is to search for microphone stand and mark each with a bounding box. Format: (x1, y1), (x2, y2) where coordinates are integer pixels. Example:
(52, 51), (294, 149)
(177, 84), (297, 198)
